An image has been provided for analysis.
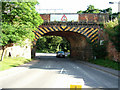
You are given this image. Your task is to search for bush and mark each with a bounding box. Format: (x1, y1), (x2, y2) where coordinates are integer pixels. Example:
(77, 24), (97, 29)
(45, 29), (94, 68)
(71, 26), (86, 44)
(88, 59), (120, 70)
(92, 42), (108, 59)
(104, 17), (120, 52)
(67, 54), (70, 57)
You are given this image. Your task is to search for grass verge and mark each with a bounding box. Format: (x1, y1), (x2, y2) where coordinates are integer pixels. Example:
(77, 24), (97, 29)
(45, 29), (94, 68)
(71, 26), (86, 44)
(0, 57), (32, 71)
(88, 59), (120, 70)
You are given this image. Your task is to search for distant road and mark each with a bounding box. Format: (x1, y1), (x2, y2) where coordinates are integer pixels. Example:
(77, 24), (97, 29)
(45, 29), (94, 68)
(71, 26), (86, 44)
(0, 53), (118, 88)
(36, 52), (70, 57)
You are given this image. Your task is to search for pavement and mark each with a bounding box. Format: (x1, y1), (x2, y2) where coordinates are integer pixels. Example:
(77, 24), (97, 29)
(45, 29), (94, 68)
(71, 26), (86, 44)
(76, 60), (120, 77)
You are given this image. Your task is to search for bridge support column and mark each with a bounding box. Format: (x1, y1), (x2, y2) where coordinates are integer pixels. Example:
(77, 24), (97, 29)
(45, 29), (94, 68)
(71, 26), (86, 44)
(66, 33), (93, 61)
(70, 46), (93, 61)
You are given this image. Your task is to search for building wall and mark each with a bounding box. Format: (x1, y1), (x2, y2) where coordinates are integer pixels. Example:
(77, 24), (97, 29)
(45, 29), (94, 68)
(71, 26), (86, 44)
(40, 14), (50, 22)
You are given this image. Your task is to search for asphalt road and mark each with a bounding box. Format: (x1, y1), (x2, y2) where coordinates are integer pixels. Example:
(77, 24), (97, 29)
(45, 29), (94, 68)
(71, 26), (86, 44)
(0, 53), (119, 89)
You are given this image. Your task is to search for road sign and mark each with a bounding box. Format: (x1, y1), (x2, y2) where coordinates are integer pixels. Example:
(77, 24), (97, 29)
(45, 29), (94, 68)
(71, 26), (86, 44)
(61, 14), (67, 21)
(50, 14), (78, 22)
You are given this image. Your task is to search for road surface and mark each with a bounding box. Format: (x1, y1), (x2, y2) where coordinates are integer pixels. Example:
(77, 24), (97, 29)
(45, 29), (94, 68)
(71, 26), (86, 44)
(0, 53), (119, 89)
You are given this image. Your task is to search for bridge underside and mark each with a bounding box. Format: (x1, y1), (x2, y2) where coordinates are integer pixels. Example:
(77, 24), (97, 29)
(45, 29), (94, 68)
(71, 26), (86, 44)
(44, 31), (93, 60)
(31, 13), (109, 60)
(32, 31), (93, 61)
(32, 24), (100, 60)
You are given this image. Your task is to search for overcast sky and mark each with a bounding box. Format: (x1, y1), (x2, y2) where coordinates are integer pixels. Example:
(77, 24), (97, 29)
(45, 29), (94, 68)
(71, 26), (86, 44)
(36, 0), (119, 13)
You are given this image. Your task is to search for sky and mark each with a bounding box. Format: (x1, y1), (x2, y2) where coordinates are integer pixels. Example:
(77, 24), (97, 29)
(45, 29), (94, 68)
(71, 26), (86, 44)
(36, 0), (119, 13)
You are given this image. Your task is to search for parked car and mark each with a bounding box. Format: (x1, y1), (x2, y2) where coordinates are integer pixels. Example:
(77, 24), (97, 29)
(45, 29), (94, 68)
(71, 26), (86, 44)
(56, 51), (65, 58)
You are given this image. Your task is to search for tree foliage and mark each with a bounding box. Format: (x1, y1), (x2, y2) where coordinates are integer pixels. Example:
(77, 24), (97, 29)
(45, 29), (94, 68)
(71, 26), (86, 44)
(92, 43), (108, 59)
(1, 1), (43, 46)
(77, 5), (120, 20)
(77, 5), (112, 14)
(36, 36), (70, 53)
(0, 1), (43, 61)
(104, 15), (120, 52)
(1, 22), (35, 46)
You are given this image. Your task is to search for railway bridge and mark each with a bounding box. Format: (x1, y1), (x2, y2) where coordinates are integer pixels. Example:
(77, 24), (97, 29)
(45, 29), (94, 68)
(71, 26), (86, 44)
(32, 13), (109, 60)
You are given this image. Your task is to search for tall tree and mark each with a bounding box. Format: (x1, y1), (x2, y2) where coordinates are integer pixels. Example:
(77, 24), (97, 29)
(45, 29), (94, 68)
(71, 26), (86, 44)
(77, 5), (100, 13)
(77, 5), (112, 14)
(104, 15), (120, 52)
(1, 1), (43, 61)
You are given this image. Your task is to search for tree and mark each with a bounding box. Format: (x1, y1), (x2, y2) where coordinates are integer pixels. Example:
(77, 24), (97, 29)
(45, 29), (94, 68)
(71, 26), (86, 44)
(1, 1), (43, 61)
(77, 5), (100, 14)
(77, 5), (112, 14)
(111, 12), (119, 20)
(2, 1), (43, 28)
(77, 5), (115, 20)
(86, 5), (96, 13)
(104, 15), (120, 52)
(60, 38), (70, 52)
(36, 36), (63, 53)
(36, 36), (70, 53)
(77, 10), (83, 14)
(102, 8), (112, 14)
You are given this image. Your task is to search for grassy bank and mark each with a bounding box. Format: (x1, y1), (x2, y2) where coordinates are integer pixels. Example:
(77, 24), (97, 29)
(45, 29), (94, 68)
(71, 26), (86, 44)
(0, 57), (31, 71)
(88, 59), (120, 70)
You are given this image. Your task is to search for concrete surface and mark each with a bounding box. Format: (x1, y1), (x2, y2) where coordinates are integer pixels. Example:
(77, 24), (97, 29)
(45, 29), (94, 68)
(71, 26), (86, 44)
(0, 53), (119, 89)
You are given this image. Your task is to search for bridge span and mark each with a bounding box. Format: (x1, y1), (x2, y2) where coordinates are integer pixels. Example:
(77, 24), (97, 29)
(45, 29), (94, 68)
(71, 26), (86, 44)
(32, 13), (109, 60)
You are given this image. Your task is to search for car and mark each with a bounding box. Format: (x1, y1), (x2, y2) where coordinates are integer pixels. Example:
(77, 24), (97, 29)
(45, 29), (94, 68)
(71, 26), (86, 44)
(56, 51), (65, 58)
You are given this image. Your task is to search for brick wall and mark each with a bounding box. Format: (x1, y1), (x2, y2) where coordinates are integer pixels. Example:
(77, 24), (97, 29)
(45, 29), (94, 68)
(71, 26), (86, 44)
(40, 14), (50, 22)
(78, 13), (109, 23)
(40, 13), (109, 23)
(107, 41), (120, 62)
(99, 30), (120, 62)
(79, 14), (98, 23)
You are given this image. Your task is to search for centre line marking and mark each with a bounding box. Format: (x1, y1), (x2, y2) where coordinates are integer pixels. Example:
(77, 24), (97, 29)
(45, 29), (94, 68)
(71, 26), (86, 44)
(60, 68), (64, 74)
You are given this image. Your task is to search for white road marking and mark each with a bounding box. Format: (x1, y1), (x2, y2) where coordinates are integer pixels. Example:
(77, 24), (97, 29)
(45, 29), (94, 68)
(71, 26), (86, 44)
(60, 68), (64, 74)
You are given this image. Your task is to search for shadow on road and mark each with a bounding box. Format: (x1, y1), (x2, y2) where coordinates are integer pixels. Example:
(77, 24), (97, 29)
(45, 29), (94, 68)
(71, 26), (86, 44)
(19, 53), (118, 89)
